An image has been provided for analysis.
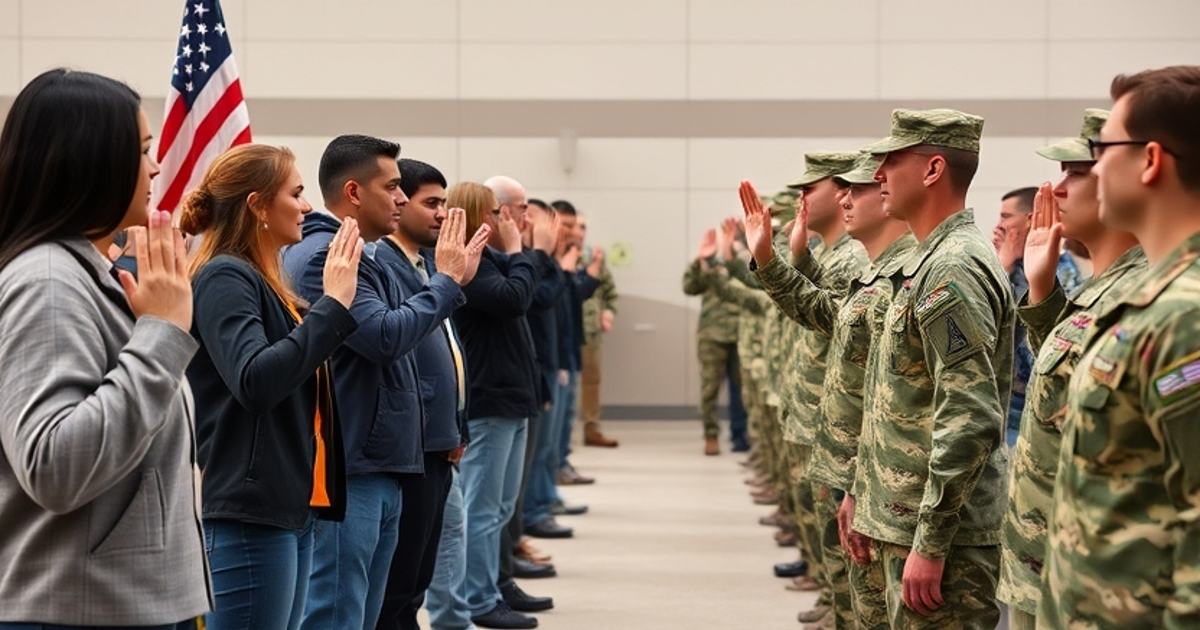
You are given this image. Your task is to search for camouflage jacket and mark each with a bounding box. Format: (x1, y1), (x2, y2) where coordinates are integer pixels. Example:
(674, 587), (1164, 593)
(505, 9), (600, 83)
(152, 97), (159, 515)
(582, 263), (617, 345)
(757, 233), (868, 445)
(682, 257), (739, 343)
(705, 264), (773, 386)
(853, 210), (1014, 558)
(1040, 233), (1200, 630)
(816, 234), (917, 491)
(997, 246), (1146, 615)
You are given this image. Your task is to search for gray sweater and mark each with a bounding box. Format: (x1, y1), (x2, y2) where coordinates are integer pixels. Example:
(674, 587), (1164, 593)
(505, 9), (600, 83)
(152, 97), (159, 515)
(0, 238), (212, 625)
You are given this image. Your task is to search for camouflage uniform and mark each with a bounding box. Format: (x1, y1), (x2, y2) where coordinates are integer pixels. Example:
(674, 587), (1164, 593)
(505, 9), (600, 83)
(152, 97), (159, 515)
(998, 246), (1145, 624)
(682, 257), (741, 439)
(1038, 231), (1200, 630)
(758, 151), (868, 625)
(997, 109), (1147, 630)
(851, 102), (1012, 630)
(580, 258), (617, 435)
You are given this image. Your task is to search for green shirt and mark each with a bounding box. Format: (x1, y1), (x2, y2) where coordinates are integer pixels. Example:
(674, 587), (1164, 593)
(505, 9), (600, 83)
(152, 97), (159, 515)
(682, 257), (739, 343)
(853, 210), (1014, 558)
(1040, 232), (1200, 630)
(997, 246), (1146, 615)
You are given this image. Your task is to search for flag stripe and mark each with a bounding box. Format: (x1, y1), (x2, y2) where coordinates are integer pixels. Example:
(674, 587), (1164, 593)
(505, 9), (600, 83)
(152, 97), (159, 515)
(157, 79), (247, 211)
(157, 95), (188, 163)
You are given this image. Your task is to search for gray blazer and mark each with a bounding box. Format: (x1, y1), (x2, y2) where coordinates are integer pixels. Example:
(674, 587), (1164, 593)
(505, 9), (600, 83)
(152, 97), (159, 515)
(0, 238), (212, 625)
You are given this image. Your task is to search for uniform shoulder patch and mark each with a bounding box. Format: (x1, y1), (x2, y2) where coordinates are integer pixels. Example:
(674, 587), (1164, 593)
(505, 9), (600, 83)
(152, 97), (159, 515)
(914, 281), (964, 323)
(916, 282), (984, 367)
(1154, 351), (1200, 406)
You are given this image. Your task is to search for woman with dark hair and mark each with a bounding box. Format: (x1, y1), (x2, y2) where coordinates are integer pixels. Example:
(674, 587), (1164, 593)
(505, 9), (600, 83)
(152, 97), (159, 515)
(0, 69), (210, 628)
(180, 144), (363, 630)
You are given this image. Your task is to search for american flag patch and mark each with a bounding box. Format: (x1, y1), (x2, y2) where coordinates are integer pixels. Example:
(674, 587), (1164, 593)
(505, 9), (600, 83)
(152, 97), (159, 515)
(1156, 358), (1200, 398)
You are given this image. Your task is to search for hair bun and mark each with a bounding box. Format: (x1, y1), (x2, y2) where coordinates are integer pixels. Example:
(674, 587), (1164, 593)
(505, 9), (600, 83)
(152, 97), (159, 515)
(179, 187), (214, 235)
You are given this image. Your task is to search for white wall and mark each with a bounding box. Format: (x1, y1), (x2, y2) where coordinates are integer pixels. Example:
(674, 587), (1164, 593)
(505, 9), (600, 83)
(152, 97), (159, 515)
(3, 0), (1198, 411)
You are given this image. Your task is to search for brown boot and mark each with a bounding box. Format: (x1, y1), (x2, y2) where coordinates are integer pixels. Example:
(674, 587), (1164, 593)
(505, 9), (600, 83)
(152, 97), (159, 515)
(704, 438), (719, 455)
(583, 427), (619, 448)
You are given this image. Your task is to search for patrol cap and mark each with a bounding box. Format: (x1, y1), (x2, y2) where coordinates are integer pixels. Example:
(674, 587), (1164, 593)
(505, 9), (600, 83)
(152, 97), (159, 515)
(833, 152), (882, 186)
(1036, 108), (1110, 162)
(769, 189), (798, 223)
(787, 151), (860, 189)
(867, 108), (985, 155)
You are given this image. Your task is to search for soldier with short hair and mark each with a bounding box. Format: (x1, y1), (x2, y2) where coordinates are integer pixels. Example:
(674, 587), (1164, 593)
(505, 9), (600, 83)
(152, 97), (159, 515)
(1039, 65), (1200, 630)
(996, 107), (1147, 630)
(852, 109), (1014, 630)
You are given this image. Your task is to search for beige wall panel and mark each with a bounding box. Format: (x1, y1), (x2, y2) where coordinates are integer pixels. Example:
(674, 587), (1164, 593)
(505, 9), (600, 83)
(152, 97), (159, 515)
(460, 0), (686, 42)
(456, 138), (688, 191)
(601, 291), (694, 406)
(688, 44), (879, 100)
(689, 0), (877, 43)
(880, 42), (1046, 99)
(20, 0), (184, 39)
(246, 0), (456, 41)
(688, 137), (882, 193)
(21, 40), (172, 97)
(975, 136), (1062, 189)
(880, 0), (1047, 42)
(459, 44), (687, 100)
(0, 0), (17, 38)
(0, 39), (16, 95)
(1048, 0), (1200, 40)
(1047, 42), (1200, 99)
(243, 41), (458, 99)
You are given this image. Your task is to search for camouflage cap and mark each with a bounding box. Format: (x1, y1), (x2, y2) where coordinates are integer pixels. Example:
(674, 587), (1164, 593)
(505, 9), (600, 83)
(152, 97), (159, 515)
(769, 189), (798, 223)
(833, 152), (882, 186)
(1036, 108), (1110, 162)
(787, 151), (860, 189)
(866, 108), (985, 155)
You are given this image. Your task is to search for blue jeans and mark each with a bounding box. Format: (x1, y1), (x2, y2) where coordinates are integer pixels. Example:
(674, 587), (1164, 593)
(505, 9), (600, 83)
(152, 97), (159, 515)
(425, 469), (476, 630)
(522, 370), (562, 525)
(458, 417), (527, 616)
(203, 519), (314, 630)
(0, 619), (194, 624)
(300, 474), (402, 630)
(555, 371), (579, 468)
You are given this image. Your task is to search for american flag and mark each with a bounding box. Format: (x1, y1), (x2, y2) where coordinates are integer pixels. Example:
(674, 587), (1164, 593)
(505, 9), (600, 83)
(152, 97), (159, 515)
(153, 0), (251, 213)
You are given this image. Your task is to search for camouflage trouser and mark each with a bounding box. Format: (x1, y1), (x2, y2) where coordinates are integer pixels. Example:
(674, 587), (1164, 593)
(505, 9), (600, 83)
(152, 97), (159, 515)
(738, 363), (762, 445)
(815, 484), (853, 630)
(848, 549), (890, 630)
(697, 338), (739, 439)
(1008, 607), (1035, 630)
(789, 443), (828, 601)
(879, 542), (1001, 630)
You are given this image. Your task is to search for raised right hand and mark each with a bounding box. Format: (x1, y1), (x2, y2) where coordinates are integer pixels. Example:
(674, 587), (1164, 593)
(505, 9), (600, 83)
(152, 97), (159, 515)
(788, 198), (811, 260)
(1025, 182), (1063, 305)
(496, 206), (523, 254)
(435, 207), (470, 284)
(323, 217), (363, 308)
(532, 209), (560, 253)
(118, 209), (193, 331)
(738, 181), (774, 266)
(559, 243), (581, 271)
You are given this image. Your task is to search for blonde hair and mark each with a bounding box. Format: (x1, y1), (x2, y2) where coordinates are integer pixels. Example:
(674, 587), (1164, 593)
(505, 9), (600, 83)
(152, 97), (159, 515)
(179, 143), (302, 306)
(447, 182), (496, 241)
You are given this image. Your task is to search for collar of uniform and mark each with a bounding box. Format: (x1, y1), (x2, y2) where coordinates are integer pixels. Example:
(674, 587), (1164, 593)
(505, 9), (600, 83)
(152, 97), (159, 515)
(1068, 245), (1146, 310)
(1118, 234), (1200, 308)
(901, 209), (975, 277)
(859, 232), (919, 285)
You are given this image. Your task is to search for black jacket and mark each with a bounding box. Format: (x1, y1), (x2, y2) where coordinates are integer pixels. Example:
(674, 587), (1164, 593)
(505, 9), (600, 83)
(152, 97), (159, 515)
(189, 255), (358, 529)
(523, 248), (568, 403)
(453, 247), (540, 420)
(556, 269), (602, 372)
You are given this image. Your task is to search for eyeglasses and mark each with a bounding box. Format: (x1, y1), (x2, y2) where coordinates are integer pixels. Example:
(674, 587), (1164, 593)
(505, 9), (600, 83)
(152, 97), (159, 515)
(1087, 138), (1150, 161)
(490, 207), (502, 216)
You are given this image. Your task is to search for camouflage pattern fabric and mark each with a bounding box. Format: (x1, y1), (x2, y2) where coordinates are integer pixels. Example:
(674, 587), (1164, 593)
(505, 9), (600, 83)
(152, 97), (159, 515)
(815, 484), (854, 630)
(879, 542), (1001, 630)
(816, 234), (918, 491)
(867, 108), (985, 154)
(582, 261), (617, 345)
(997, 247), (1146, 616)
(853, 210), (1014, 559)
(849, 552), (890, 630)
(682, 257), (739, 343)
(1039, 233), (1200, 630)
